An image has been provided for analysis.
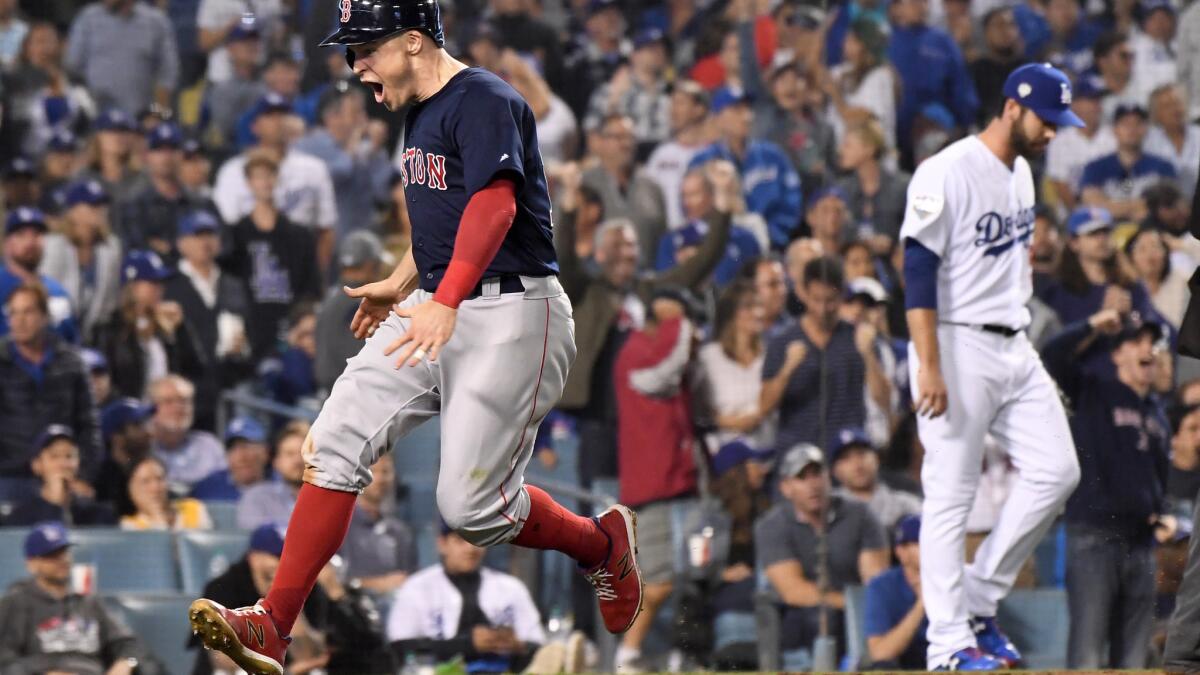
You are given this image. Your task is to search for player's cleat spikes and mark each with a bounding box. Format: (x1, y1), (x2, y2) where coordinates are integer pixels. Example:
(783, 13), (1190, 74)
(188, 598), (289, 675)
(971, 615), (1023, 667)
(583, 504), (644, 634)
(932, 647), (1005, 671)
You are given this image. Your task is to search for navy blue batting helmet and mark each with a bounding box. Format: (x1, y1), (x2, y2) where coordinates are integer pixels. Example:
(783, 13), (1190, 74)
(320, 0), (445, 48)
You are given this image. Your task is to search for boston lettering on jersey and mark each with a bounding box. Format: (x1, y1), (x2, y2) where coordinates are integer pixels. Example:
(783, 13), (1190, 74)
(974, 206), (1035, 257)
(399, 147), (449, 191)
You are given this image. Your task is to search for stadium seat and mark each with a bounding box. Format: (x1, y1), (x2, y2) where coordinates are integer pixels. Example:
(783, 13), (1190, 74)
(997, 587), (1069, 669)
(203, 501), (241, 531)
(177, 530), (251, 595)
(0, 528), (30, 591)
(71, 529), (179, 593)
(104, 593), (195, 671)
(843, 585), (869, 670)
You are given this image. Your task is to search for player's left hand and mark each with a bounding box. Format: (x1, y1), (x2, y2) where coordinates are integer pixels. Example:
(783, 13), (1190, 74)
(384, 299), (457, 367)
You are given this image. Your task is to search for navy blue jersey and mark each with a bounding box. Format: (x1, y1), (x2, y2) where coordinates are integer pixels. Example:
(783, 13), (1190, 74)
(399, 68), (557, 292)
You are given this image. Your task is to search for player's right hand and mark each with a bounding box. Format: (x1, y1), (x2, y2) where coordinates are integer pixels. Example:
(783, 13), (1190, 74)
(914, 365), (949, 418)
(344, 279), (403, 339)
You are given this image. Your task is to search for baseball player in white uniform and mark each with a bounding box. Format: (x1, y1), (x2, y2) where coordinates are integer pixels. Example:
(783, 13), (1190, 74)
(901, 63), (1084, 671)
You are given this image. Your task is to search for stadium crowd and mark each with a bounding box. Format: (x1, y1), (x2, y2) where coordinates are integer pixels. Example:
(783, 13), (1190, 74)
(1, 0), (1200, 672)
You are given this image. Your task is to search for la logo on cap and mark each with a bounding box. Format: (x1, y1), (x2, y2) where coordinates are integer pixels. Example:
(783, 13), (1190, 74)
(1060, 82), (1072, 106)
(1018, 83), (1032, 98)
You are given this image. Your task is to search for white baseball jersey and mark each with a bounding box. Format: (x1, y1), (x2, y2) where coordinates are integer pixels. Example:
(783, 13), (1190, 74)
(900, 136), (1036, 330)
(386, 565), (546, 643)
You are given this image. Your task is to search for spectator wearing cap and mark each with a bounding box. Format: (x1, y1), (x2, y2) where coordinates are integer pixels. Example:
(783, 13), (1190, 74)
(1146, 84), (1200, 201)
(0, 522), (147, 675)
(803, 186), (853, 257)
(1046, 76), (1115, 213)
(1013, 0), (1102, 74)
(119, 453), (212, 531)
(190, 416), (271, 501)
(201, 15), (266, 145)
(257, 303), (318, 408)
(0, 207), (79, 342)
(1125, 226), (1191, 328)
(834, 120), (909, 255)
(213, 93), (337, 271)
(94, 397), (155, 510)
(114, 122), (217, 259)
(294, 84), (394, 242)
(179, 140), (215, 200)
(584, 27), (671, 151)
(38, 129), (80, 208)
(338, 453), (417, 598)
(841, 275), (907, 439)
(316, 231), (388, 390)
(487, 42), (579, 167)
(5, 425), (115, 526)
(970, 8), (1024, 128)
(689, 89), (803, 249)
(237, 419), (309, 530)
(147, 373), (225, 490)
(761, 258), (888, 452)
(2, 156), (40, 209)
(1, 22), (91, 160)
(1141, 181), (1200, 274)
(823, 16), (898, 154)
(1042, 310), (1174, 668)
(655, 167), (765, 287)
(1131, 0), (1178, 102)
(559, 0), (627, 118)
(645, 81), (712, 230)
(78, 109), (142, 203)
(863, 514), (927, 669)
(64, 0), (178, 115)
(164, 209), (252, 427)
(754, 443), (889, 668)
(219, 150), (323, 360)
(1081, 103), (1178, 221)
(829, 428), (921, 530)
(1089, 32), (1141, 122)
(888, 0), (979, 168)
(40, 179), (123, 341)
(387, 522), (544, 673)
(581, 113), (668, 262)
(197, 0), (281, 83)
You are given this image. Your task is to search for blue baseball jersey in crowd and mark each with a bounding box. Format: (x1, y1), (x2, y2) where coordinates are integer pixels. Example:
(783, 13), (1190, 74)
(824, 3), (888, 66)
(653, 224), (762, 286)
(889, 24), (979, 150)
(1079, 152), (1178, 202)
(688, 142), (802, 248)
(1013, 4), (1102, 74)
(0, 268), (79, 343)
(400, 68), (557, 292)
(864, 566), (928, 668)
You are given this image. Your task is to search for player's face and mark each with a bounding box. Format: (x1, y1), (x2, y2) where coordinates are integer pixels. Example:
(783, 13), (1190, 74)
(350, 32), (420, 111)
(1009, 107), (1057, 158)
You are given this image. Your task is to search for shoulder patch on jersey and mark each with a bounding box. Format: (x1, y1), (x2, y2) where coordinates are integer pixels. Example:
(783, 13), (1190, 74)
(911, 193), (945, 220)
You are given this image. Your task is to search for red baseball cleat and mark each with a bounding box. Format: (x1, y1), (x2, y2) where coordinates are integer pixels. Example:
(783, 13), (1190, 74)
(583, 504), (644, 634)
(189, 598), (289, 675)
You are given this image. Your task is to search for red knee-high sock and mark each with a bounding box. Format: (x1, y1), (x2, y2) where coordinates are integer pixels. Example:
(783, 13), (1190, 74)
(512, 484), (610, 568)
(261, 484), (358, 635)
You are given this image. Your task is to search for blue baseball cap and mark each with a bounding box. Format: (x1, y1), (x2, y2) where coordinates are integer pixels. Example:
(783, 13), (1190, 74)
(25, 521), (74, 558)
(252, 93), (293, 120)
(829, 427), (875, 463)
(147, 122), (183, 150)
(122, 250), (173, 284)
(46, 128), (78, 153)
(587, 0), (620, 14)
(249, 523), (287, 557)
(81, 348), (108, 373)
(3, 156), (36, 179)
(711, 88), (753, 114)
(1138, 0), (1175, 21)
(633, 27), (666, 50)
(671, 220), (707, 250)
(1002, 63), (1086, 128)
(1073, 74), (1106, 100)
(894, 514), (921, 546)
(711, 439), (775, 476)
(808, 185), (848, 209)
(1114, 315), (1164, 348)
(178, 210), (221, 237)
(225, 416), (267, 446)
(182, 138), (204, 157)
(94, 108), (136, 133)
(63, 180), (110, 209)
(1066, 206), (1114, 236)
(228, 14), (261, 42)
(100, 397), (155, 441)
(6, 207), (47, 235)
(32, 424), (76, 456)
(1114, 102), (1149, 122)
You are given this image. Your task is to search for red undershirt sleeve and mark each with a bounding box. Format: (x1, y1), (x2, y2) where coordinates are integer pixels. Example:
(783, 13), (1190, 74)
(432, 177), (518, 309)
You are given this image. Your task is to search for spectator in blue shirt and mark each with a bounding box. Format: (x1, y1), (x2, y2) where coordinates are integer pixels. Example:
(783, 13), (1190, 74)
(689, 90), (802, 249)
(1014, 0), (1103, 73)
(887, 0), (979, 168)
(654, 218), (760, 288)
(0, 208), (78, 343)
(1081, 103), (1178, 221)
(864, 514), (927, 669)
(190, 416), (271, 501)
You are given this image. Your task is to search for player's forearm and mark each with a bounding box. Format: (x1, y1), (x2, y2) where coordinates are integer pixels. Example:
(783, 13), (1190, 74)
(433, 178), (518, 308)
(907, 309), (942, 370)
(867, 602), (926, 663)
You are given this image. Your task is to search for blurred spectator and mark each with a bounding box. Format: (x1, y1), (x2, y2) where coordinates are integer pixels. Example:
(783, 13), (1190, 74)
(148, 374), (225, 489)
(79, 109), (142, 202)
(387, 525), (544, 672)
(582, 113), (668, 260)
(293, 84), (393, 241)
(803, 188), (852, 263)
(315, 231), (387, 391)
(80, 348), (115, 409)
(95, 397), (154, 510)
(824, 17), (898, 153)
(584, 28), (671, 151)
(0, 21), (93, 159)
(1080, 104), (1177, 222)
(1146, 84), (1200, 201)
(613, 289), (699, 670)
(970, 8), (1024, 128)
(645, 80), (712, 230)
(2, 156), (41, 209)
(120, 455), (212, 530)
(196, 0), (283, 84)
(5, 424), (115, 526)
(560, 0), (626, 118)
(842, 276), (905, 442)
(95, 250), (206, 400)
(114, 122), (214, 257)
(1180, 0), (1200, 121)
(65, 0), (178, 115)
(1130, 0), (1178, 104)
(888, 0), (979, 167)
(258, 303), (317, 408)
(755, 444), (889, 667)
(339, 453), (416, 597)
(190, 416), (271, 501)
(0, 0), (27, 67)
(493, 47), (578, 165)
(0, 282), (98, 498)
(213, 94), (337, 269)
(0, 522), (147, 675)
(237, 419), (308, 530)
(38, 129), (81, 210)
(1016, 0), (1101, 72)
(220, 150), (324, 360)
(1143, 181), (1200, 273)
(864, 514), (927, 669)
(1043, 311), (1174, 668)
(202, 16), (265, 146)
(782, 236), (825, 315)
(0, 207), (79, 342)
(829, 428), (921, 530)
(654, 170), (764, 287)
(1125, 226), (1191, 328)
(40, 179), (122, 343)
(1090, 32), (1140, 121)
(179, 140), (214, 199)
(690, 90), (802, 249)
(738, 255), (790, 329)
(1046, 78), (1114, 213)
(836, 120), (909, 254)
